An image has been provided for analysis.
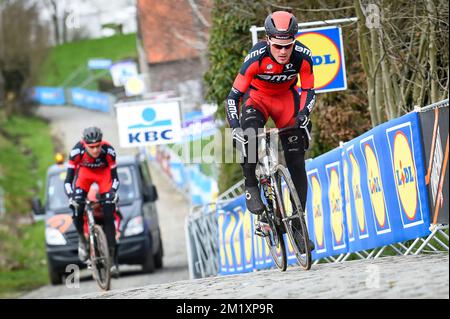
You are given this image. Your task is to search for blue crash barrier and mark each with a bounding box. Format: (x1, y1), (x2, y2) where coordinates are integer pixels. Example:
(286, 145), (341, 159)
(69, 87), (111, 113)
(32, 87), (66, 105)
(217, 111), (431, 273)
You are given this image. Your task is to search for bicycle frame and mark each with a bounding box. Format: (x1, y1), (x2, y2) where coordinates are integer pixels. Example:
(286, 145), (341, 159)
(253, 126), (313, 270)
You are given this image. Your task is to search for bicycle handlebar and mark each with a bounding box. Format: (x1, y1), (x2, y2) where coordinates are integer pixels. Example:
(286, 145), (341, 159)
(250, 125), (311, 141)
(69, 195), (118, 208)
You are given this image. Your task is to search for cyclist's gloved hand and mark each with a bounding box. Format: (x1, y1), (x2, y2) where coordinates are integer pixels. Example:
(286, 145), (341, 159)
(295, 114), (310, 129)
(105, 190), (118, 202)
(232, 128), (247, 156)
(68, 195), (79, 208)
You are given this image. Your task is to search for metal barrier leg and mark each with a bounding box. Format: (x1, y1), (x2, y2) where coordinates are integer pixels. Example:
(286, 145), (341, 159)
(354, 251), (366, 259)
(389, 244), (404, 255)
(437, 228), (449, 241)
(340, 253), (353, 262)
(413, 229), (439, 255)
(432, 235), (449, 251)
(397, 242), (409, 252)
(366, 248), (379, 259)
(374, 245), (387, 259)
(404, 237), (422, 255)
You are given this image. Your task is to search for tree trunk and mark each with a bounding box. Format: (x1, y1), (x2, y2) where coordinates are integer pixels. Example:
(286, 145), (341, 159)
(426, 0), (439, 103)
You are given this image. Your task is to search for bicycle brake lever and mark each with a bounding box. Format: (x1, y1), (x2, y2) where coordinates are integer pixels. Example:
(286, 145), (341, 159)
(304, 127), (311, 141)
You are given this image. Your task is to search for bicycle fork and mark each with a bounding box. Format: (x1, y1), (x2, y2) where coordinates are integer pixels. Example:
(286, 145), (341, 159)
(85, 208), (96, 269)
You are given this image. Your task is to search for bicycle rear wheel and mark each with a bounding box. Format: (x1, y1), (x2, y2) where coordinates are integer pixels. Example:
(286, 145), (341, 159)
(263, 212), (287, 271)
(274, 165), (312, 270)
(90, 225), (111, 290)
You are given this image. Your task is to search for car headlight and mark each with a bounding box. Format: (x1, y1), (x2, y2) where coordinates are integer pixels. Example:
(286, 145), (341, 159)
(45, 227), (67, 245)
(124, 216), (144, 237)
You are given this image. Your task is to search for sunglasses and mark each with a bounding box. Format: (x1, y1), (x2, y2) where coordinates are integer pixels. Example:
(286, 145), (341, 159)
(268, 39), (296, 50)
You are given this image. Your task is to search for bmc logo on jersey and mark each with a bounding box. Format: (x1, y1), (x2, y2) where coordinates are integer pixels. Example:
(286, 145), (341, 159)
(295, 26), (347, 93)
(244, 47), (266, 63)
(257, 73), (297, 83)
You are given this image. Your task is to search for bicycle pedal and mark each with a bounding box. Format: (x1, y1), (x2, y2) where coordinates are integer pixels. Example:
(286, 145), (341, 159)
(85, 260), (93, 269)
(254, 222), (271, 237)
(254, 228), (267, 237)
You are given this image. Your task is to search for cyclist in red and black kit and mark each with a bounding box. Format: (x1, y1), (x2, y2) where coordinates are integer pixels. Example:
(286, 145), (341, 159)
(64, 127), (120, 275)
(226, 11), (316, 239)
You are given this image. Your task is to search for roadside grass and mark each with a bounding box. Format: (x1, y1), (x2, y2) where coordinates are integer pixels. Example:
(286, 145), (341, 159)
(38, 33), (137, 88)
(0, 114), (55, 297)
(0, 221), (47, 298)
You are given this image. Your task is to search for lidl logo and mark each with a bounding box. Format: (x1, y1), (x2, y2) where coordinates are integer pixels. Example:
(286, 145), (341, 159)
(348, 149), (368, 238)
(295, 26), (347, 93)
(309, 172), (325, 251)
(327, 165), (345, 248)
(343, 158), (354, 240)
(386, 123), (423, 227)
(394, 132), (418, 220)
(361, 137), (391, 234)
(365, 144), (385, 227)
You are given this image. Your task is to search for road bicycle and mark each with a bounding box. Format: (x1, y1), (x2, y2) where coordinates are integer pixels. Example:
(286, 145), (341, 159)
(70, 195), (118, 290)
(240, 126), (313, 271)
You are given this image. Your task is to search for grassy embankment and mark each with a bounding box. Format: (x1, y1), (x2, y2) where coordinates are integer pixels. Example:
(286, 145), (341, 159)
(38, 33), (137, 89)
(0, 115), (55, 298)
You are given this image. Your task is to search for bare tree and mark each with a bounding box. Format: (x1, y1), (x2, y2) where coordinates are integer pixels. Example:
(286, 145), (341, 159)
(0, 0), (49, 117)
(355, 0), (449, 126)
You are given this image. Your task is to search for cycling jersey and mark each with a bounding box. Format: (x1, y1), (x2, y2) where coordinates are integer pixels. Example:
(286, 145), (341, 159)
(64, 141), (120, 195)
(226, 40), (315, 129)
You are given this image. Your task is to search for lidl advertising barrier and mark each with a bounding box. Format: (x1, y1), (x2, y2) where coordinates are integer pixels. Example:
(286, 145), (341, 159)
(217, 111), (431, 274)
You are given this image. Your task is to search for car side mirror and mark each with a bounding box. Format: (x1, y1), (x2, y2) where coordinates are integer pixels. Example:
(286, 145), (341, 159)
(32, 197), (45, 215)
(145, 185), (158, 202)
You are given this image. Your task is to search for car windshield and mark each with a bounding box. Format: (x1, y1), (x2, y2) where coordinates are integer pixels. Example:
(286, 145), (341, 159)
(47, 165), (139, 211)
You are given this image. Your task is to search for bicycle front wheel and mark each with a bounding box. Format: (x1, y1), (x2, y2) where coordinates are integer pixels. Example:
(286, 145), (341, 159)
(274, 165), (312, 270)
(90, 225), (111, 290)
(264, 215), (287, 271)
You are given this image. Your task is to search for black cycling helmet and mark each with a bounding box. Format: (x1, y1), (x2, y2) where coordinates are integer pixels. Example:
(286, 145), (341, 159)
(264, 11), (298, 40)
(82, 126), (103, 144)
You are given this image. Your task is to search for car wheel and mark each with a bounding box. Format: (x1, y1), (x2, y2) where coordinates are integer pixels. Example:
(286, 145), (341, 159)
(141, 240), (155, 273)
(154, 234), (163, 269)
(47, 258), (63, 285)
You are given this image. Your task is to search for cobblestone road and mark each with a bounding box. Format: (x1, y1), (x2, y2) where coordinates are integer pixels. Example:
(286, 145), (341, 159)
(75, 253), (448, 299)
